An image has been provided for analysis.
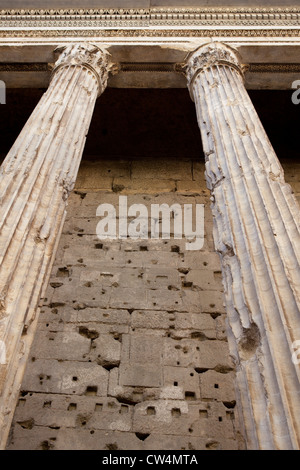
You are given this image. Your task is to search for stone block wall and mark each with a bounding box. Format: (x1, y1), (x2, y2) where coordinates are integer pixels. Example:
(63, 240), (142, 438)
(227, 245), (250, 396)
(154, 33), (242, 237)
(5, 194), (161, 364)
(6, 157), (299, 451)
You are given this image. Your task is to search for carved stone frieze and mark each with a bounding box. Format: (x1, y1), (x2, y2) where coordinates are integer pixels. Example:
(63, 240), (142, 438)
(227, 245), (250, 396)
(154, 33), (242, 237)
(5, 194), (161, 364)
(0, 28), (300, 39)
(0, 6), (299, 39)
(0, 6), (300, 27)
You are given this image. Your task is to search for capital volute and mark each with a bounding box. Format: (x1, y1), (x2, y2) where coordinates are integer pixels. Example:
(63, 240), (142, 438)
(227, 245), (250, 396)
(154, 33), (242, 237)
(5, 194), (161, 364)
(184, 42), (246, 99)
(52, 43), (118, 95)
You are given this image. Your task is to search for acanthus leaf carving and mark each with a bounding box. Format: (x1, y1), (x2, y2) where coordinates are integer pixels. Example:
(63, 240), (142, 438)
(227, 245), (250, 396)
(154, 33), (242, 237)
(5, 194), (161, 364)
(52, 43), (118, 93)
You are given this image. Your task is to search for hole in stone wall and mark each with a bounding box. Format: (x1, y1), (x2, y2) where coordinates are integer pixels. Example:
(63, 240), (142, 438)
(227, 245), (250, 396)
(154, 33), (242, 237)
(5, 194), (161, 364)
(191, 331), (206, 340)
(139, 246), (148, 251)
(135, 432), (150, 441)
(79, 326), (99, 340)
(146, 406), (156, 416)
(206, 440), (220, 450)
(68, 403), (77, 411)
(17, 418), (34, 430)
(17, 398), (26, 407)
(74, 191), (86, 199)
(85, 386), (98, 396)
(214, 271), (222, 280)
(210, 313), (221, 319)
(76, 409), (92, 427)
(194, 367), (209, 374)
(120, 405), (129, 414)
(171, 408), (181, 417)
(105, 443), (119, 450)
(40, 440), (54, 450)
(108, 401), (118, 409)
(226, 411), (235, 420)
(185, 391), (196, 401)
(182, 281), (193, 288)
(56, 267), (70, 277)
(223, 400), (236, 409)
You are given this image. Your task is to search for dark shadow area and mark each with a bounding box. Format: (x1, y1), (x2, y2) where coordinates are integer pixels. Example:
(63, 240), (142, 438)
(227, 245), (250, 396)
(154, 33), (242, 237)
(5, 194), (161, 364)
(0, 87), (298, 163)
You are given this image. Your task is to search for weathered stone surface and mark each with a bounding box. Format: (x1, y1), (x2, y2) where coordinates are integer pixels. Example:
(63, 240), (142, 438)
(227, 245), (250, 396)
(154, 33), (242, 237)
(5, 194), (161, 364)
(21, 359), (109, 396)
(0, 43), (114, 449)
(6, 151), (244, 450)
(185, 41), (300, 450)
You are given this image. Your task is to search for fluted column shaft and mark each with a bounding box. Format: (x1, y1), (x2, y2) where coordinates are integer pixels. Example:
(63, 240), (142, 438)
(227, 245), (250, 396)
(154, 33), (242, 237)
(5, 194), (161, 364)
(185, 42), (300, 449)
(0, 43), (114, 448)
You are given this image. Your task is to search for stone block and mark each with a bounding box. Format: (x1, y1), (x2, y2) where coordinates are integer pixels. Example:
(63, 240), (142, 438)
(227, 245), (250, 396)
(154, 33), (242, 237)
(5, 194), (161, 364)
(200, 370), (237, 404)
(176, 180), (208, 195)
(131, 310), (171, 330)
(78, 160), (131, 179)
(145, 267), (181, 289)
(160, 311), (217, 339)
(131, 159), (192, 181)
(182, 251), (222, 271)
(75, 173), (113, 191)
(192, 161), (206, 183)
(6, 425), (60, 450)
(74, 308), (131, 325)
(179, 289), (201, 313)
(200, 290), (226, 314)
(185, 269), (223, 291)
(147, 288), (183, 310)
(132, 400), (235, 439)
(54, 429), (145, 451)
(163, 337), (234, 370)
(162, 366), (201, 400)
(21, 359), (108, 396)
(112, 177), (176, 194)
(108, 287), (147, 309)
(119, 363), (162, 388)
(87, 333), (121, 368)
(29, 331), (90, 361)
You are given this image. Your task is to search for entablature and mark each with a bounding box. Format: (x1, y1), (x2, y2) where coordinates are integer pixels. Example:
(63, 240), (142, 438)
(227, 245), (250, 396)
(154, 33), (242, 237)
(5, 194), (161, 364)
(0, 6), (299, 90)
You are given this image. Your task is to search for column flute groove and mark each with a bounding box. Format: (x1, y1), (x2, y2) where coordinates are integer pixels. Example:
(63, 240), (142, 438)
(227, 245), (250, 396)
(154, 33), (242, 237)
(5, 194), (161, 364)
(0, 43), (115, 449)
(185, 42), (300, 450)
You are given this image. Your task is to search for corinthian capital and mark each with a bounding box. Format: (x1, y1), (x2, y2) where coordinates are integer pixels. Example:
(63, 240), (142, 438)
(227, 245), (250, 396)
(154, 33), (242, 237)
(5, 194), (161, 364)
(53, 43), (117, 94)
(184, 42), (244, 89)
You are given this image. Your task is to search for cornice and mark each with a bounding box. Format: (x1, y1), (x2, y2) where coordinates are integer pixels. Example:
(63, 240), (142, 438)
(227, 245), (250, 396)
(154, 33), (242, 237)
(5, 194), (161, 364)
(0, 6), (300, 32)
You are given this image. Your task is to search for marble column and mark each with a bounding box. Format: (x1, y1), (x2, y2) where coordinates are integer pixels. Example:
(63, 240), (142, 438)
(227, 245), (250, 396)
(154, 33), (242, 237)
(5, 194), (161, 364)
(185, 42), (300, 450)
(0, 43), (114, 448)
